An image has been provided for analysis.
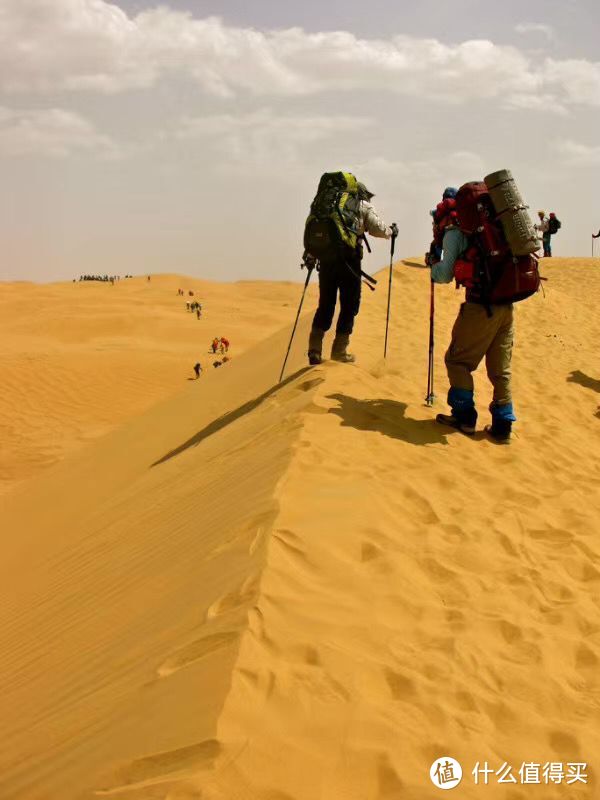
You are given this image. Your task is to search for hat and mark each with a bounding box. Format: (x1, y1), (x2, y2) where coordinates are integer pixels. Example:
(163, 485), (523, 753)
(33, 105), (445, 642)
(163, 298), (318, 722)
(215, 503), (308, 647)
(549, 212), (556, 217)
(357, 181), (375, 200)
(443, 187), (458, 199)
(538, 210), (545, 215)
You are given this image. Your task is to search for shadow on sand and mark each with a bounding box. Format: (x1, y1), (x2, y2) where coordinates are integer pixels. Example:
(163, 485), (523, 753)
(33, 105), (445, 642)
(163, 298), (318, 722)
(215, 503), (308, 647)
(567, 370), (600, 393)
(567, 370), (600, 419)
(153, 366), (315, 467)
(401, 259), (428, 269)
(326, 394), (449, 445)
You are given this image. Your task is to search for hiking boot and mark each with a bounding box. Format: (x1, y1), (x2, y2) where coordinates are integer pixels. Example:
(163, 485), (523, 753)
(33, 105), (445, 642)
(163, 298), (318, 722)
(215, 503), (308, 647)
(436, 413), (476, 435)
(307, 327), (325, 366)
(331, 334), (355, 363)
(484, 421), (512, 442)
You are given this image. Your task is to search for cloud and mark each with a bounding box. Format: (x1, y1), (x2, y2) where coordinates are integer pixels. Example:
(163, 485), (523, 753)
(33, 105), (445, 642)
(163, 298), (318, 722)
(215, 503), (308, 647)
(0, 106), (116, 157)
(0, 1), (599, 113)
(354, 151), (486, 183)
(0, 0), (151, 93)
(173, 109), (373, 167)
(515, 22), (555, 42)
(553, 138), (600, 166)
(541, 58), (600, 106)
(504, 93), (568, 115)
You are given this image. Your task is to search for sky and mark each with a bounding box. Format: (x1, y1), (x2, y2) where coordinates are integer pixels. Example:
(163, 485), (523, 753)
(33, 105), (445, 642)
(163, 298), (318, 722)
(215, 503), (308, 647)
(1, 0), (599, 282)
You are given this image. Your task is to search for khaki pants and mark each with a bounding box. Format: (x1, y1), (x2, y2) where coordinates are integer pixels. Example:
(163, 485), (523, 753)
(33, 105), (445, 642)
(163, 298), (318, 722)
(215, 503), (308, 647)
(445, 302), (514, 405)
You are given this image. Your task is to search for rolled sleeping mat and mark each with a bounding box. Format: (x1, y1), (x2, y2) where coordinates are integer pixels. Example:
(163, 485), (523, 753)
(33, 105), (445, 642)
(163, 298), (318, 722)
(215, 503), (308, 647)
(484, 169), (540, 256)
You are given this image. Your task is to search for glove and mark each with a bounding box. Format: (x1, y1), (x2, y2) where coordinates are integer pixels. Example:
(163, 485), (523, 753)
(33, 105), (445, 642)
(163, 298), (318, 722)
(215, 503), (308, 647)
(302, 252), (317, 270)
(390, 222), (399, 239)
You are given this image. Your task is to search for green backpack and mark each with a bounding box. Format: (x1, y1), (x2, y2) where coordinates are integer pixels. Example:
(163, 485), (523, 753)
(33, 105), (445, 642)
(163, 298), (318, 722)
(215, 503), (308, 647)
(304, 172), (361, 260)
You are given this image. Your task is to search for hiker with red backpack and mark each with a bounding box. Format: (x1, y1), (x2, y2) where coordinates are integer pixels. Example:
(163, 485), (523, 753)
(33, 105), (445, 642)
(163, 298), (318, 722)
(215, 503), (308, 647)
(303, 172), (397, 365)
(429, 170), (540, 442)
(426, 187), (458, 266)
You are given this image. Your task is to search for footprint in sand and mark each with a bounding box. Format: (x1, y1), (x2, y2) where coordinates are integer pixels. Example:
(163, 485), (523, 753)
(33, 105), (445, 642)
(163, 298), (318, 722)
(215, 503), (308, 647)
(402, 485), (440, 524)
(207, 575), (260, 621)
(377, 752), (404, 797)
(455, 688), (478, 712)
(96, 740), (221, 794)
(575, 643), (599, 674)
(445, 608), (466, 631)
(549, 730), (581, 758)
(157, 632), (238, 678)
(529, 527), (574, 546)
(273, 529), (314, 570)
(359, 540), (394, 574)
(361, 541), (381, 562)
(165, 786), (204, 800)
(498, 620), (523, 644)
(208, 511), (273, 559)
(384, 668), (417, 700)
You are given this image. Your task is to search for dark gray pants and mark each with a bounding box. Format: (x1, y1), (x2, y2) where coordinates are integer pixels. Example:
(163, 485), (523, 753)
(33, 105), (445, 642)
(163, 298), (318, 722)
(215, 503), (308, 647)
(312, 256), (362, 336)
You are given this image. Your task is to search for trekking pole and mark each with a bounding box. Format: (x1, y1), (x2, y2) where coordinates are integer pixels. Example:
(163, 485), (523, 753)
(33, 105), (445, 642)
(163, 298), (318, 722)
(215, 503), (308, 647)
(278, 260), (315, 383)
(425, 278), (435, 406)
(383, 228), (397, 359)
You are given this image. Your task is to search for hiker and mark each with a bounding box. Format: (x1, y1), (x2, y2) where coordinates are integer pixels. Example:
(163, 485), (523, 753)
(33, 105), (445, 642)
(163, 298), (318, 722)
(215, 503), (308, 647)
(186, 301), (190, 312)
(211, 337), (219, 354)
(547, 212), (561, 252)
(429, 174), (540, 442)
(535, 210), (551, 257)
(426, 187), (458, 265)
(304, 173), (397, 365)
(196, 307), (201, 319)
(220, 336), (229, 353)
(193, 362), (202, 378)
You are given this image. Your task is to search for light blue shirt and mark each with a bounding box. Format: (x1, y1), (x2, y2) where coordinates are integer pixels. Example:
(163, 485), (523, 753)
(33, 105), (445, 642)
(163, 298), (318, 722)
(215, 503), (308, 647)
(431, 228), (469, 284)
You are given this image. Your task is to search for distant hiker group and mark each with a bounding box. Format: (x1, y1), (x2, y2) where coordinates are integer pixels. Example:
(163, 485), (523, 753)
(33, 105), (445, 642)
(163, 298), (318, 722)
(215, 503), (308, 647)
(186, 301), (202, 318)
(177, 289), (204, 319)
(211, 337), (229, 354)
(77, 274), (121, 282)
(285, 168), (554, 443)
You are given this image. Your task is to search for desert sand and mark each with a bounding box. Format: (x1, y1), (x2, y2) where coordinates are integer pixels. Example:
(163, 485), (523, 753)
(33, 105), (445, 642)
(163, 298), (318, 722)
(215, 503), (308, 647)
(0, 258), (599, 799)
(0, 275), (317, 495)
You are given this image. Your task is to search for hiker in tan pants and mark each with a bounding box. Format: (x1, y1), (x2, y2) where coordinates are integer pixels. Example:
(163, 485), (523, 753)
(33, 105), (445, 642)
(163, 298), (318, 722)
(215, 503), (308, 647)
(445, 302), (514, 407)
(429, 211), (517, 441)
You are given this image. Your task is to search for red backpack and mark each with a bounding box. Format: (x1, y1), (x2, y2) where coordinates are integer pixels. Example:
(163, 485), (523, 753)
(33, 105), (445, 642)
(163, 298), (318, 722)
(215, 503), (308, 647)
(453, 181), (540, 305)
(431, 198), (458, 249)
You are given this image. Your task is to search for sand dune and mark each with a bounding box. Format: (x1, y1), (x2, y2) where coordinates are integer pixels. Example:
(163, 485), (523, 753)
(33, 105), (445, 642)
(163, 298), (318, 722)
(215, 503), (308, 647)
(0, 274), (317, 495)
(0, 258), (599, 799)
